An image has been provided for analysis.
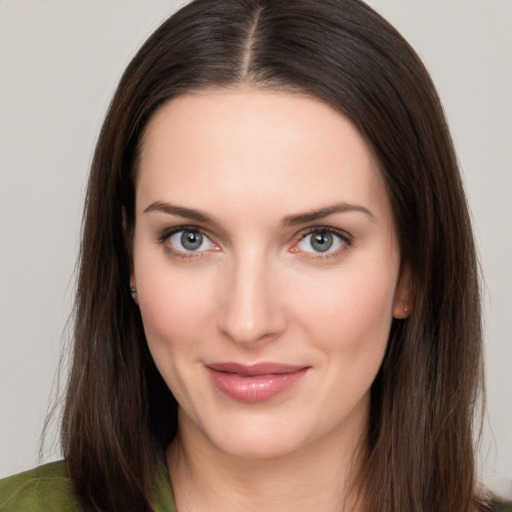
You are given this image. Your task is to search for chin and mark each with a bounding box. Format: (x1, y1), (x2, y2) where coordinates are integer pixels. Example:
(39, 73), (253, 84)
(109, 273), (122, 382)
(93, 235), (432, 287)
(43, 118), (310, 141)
(185, 407), (310, 460)
(211, 432), (306, 461)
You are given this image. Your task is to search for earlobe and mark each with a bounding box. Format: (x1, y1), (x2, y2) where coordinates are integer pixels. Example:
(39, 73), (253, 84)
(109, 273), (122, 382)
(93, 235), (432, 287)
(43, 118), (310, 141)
(130, 281), (139, 305)
(125, 208), (138, 305)
(393, 263), (413, 319)
(130, 286), (139, 305)
(129, 263), (139, 305)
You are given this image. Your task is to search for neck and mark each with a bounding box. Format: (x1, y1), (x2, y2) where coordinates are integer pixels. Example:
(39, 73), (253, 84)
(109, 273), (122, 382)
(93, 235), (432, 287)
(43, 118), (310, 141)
(166, 410), (367, 512)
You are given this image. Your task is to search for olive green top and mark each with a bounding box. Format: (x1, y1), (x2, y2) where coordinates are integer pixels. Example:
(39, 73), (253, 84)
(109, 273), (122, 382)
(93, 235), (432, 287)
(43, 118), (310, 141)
(494, 502), (512, 512)
(0, 461), (176, 512)
(1, 461), (512, 511)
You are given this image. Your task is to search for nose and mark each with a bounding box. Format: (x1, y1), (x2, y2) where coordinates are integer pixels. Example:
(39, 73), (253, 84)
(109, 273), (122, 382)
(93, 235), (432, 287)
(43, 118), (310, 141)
(216, 253), (287, 346)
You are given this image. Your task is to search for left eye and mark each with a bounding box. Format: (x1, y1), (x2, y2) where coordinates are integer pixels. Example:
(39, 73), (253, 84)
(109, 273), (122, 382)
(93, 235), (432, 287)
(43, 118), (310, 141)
(297, 230), (346, 254)
(168, 228), (216, 252)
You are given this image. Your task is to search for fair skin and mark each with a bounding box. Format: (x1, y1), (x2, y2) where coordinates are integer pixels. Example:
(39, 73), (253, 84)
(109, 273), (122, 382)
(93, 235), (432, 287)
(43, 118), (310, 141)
(131, 86), (411, 512)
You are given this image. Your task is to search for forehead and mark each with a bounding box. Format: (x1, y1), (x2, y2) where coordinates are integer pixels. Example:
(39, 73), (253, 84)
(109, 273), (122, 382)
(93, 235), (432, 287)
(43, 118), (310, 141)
(136, 86), (391, 224)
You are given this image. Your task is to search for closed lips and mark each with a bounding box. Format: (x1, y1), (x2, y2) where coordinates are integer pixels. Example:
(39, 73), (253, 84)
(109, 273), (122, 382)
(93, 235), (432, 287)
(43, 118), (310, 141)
(206, 362), (309, 376)
(205, 362), (310, 403)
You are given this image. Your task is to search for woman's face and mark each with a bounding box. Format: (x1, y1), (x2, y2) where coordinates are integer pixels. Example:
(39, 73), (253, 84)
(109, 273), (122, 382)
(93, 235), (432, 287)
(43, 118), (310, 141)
(132, 87), (410, 459)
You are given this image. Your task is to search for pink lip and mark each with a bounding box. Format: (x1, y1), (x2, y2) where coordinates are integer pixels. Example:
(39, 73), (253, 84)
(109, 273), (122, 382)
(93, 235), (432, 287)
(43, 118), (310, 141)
(205, 362), (309, 403)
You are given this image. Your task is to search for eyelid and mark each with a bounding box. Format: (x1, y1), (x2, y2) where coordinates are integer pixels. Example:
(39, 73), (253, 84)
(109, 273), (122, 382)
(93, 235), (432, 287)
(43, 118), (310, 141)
(158, 224), (193, 241)
(291, 226), (352, 259)
(157, 225), (219, 257)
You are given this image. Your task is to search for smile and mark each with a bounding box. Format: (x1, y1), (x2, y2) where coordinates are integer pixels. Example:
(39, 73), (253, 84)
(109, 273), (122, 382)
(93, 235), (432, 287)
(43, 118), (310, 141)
(205, 362), (310, 403)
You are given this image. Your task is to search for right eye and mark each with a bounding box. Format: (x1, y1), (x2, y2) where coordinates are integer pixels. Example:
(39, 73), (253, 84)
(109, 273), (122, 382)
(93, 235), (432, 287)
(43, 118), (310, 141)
(162, 227), (218, 256)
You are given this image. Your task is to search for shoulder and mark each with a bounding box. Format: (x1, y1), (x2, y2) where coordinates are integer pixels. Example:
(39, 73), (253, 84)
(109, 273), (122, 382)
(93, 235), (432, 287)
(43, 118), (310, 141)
(0, 461), (81, 512)
(491, 502), (512, 512)
(479, 500), (512, 512)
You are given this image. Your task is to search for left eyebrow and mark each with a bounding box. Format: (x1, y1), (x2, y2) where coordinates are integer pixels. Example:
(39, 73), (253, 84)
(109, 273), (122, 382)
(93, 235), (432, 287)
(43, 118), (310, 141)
(282, 202), (376, 226)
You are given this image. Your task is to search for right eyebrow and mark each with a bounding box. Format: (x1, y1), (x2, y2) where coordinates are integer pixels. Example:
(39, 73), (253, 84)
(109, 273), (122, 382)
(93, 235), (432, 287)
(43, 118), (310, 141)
(143, 201), (221, 228)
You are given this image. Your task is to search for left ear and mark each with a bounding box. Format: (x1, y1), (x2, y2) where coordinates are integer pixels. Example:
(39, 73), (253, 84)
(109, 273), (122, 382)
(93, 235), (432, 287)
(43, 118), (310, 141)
(392, 262), (413, 319)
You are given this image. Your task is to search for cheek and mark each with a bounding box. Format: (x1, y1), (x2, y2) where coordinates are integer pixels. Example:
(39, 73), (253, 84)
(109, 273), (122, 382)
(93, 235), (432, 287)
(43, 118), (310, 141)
(136, 262), (217, 356)
(135, 266), (220, 406)
(293, 258), (398, 356)
(291, 260), (398, 418)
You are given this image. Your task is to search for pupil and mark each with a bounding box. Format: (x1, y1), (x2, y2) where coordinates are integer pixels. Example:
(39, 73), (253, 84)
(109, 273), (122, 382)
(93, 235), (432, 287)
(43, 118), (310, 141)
(311, 232), (333, 252)
(181, 230), (203, 250)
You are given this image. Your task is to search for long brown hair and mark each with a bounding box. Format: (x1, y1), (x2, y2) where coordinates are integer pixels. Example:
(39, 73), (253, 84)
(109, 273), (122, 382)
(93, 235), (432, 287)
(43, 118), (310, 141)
(61, 0), (486, 510)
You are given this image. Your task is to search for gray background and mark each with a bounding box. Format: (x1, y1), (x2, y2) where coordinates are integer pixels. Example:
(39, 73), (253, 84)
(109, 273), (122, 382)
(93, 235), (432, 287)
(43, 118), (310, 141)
(1, 0), (511, 498)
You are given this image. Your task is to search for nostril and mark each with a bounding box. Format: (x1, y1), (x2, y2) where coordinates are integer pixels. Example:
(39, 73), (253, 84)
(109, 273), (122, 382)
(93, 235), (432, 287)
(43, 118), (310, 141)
(216, 297), (286, 345)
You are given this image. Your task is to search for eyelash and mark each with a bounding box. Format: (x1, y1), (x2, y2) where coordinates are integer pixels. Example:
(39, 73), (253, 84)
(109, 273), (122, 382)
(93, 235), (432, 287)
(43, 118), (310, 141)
(156, 225), (352, 261)
(157, 225), (217, 260)
(292, 227), (352, 261)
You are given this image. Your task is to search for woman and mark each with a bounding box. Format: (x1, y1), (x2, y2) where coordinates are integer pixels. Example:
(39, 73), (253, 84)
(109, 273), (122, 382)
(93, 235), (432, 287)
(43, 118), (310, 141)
(0, 0), (507, 511)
